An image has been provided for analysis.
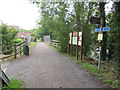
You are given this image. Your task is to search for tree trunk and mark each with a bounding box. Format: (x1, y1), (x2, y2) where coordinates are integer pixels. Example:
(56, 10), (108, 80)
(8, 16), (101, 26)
(99, 2), (107, 60)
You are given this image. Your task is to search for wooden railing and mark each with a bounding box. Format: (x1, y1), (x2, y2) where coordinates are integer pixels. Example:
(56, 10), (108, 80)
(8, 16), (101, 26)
(0, 41), (26, 60)
(50, 40), (60, 49)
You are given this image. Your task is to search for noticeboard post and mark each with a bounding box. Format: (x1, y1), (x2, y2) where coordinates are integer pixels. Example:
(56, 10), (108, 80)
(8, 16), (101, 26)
(69, 32), (73, 56)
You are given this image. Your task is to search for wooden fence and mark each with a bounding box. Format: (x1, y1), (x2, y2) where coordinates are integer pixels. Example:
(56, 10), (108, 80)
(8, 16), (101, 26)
(0, 41), (26, 60)
(50, 40), (60, 49)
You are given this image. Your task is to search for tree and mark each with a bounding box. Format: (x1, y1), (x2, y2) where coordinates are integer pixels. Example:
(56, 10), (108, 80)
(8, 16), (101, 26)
(32, 1), (100, 56)
(0, 22), (18, 54)
(73, 2), (99, 56)
(113, 2), (120, 62)
(99, 2), (107, 60)
(107, 2), (120, 61)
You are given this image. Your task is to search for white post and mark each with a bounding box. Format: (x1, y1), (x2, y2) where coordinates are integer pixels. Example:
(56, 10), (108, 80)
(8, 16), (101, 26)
(98, 44), (101, 70)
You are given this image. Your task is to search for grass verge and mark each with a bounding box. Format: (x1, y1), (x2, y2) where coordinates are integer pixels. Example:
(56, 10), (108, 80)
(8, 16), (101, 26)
(30, 42), (38, 48)
(50, 45), (120, 89)
(29, 42), (38, 53)
(2, 78), (25, 89)
(76, 60), (119, 88)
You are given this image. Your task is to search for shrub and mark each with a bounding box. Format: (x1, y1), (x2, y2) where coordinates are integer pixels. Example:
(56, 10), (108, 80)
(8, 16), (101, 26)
(13, 39), (22, 43)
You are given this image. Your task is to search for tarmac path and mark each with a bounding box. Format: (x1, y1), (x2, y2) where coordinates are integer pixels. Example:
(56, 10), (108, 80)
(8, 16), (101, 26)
(1, 42), (107, 88)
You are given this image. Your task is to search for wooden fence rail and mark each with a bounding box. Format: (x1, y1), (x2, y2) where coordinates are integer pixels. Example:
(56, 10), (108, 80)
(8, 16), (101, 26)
(0, 41), (26, 60)
(50, 40), (60, 49)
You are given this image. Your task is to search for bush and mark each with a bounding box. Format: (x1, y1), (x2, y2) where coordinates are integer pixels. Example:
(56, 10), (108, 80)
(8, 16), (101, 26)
(13, 39), (22, 43)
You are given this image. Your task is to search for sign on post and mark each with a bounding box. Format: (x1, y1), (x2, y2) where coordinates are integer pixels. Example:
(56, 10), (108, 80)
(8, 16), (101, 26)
(95, 28), (101, 32)
(95, 27), (110, 32)
(90, 16), (110, 71)
(90, 17), (101, 24)
(72, 32), (78, 45)
(103, 27), (110, 31)
(98, 33), (103, 41)
(69, 32), (82, 46)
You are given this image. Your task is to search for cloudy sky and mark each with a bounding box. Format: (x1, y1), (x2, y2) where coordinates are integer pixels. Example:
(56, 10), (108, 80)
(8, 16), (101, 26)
(0, 0), (113, 30)
(0, 0), (39, 30)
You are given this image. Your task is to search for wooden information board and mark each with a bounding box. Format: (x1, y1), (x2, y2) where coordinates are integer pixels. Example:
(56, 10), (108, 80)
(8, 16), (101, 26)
(68, 31), (83, 61)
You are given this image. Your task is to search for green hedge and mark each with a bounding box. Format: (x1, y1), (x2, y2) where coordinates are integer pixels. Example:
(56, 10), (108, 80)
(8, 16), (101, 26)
(13, 39), (22, 43)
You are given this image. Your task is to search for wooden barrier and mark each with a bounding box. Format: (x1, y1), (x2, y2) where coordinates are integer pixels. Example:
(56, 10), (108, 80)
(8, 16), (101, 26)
(0, 68), (10, 86)
(50, 40), (60, 49)
(0, 41), (26, 60)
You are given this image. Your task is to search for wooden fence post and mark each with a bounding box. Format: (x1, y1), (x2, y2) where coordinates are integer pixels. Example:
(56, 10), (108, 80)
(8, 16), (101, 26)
(14, 44), (17, 59)
(20, 46), (22, 55)
(20, 42), (22, 55)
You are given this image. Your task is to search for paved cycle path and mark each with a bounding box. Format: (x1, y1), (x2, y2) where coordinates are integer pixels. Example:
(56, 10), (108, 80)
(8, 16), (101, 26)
(1, 42), (107, 88)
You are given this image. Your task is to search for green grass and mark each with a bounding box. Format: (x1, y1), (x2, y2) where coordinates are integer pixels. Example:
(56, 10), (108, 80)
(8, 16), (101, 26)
(50, 45), (61, 53)
(31, 42), (37, 46)
(76, 60), (119, 88)
(2, 78), (25, 89)
(76, 60), (102, 75)
(50, 45), (120, 89)
(30, 42), (38, 49)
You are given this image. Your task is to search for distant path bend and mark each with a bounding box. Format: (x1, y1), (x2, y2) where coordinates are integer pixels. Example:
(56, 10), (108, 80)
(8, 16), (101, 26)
(2, 42), (107, 88)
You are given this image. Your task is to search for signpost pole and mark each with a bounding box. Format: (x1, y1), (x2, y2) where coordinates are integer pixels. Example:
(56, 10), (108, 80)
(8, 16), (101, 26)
(98, 18), (102, 70)
(98, 41), (101, 70)
(90, 17), (110, 70)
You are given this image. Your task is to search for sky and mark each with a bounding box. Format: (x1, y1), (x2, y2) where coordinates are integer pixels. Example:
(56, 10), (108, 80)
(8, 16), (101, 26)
(0, 0), (113, 30)
(105, 1), (113, 14)
(0, 0), (39, 30)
